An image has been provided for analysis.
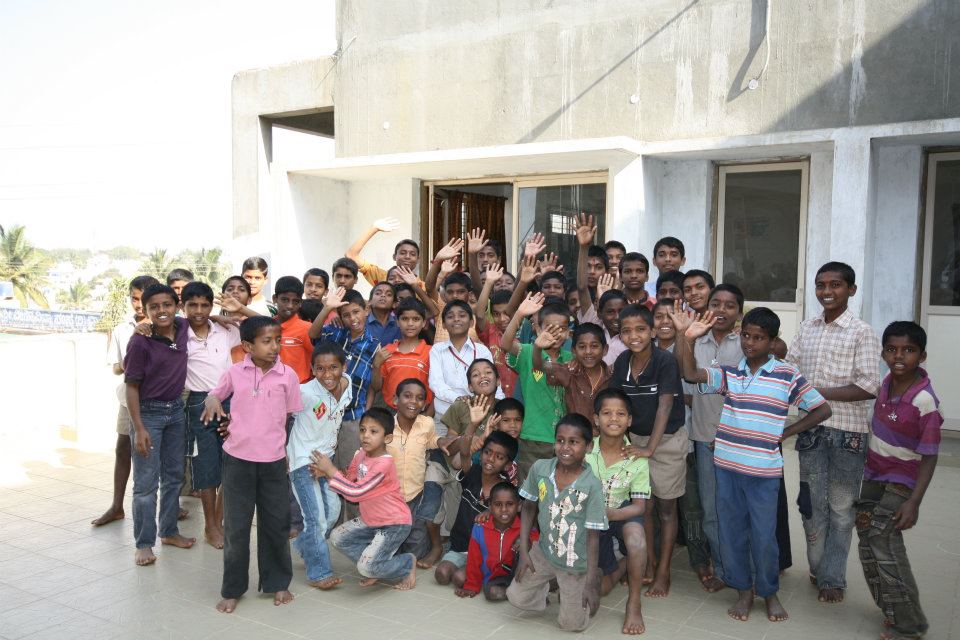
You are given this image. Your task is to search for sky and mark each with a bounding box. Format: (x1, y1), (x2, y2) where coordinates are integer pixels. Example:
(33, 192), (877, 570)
(0, 0), (335, 253)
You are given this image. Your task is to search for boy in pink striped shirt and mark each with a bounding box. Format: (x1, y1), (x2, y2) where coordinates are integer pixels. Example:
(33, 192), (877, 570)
(311, 407), (417, 590)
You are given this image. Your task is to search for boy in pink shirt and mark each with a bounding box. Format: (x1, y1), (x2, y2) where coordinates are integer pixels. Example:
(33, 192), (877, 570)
(311, 407), (417, 590)
(202, 316), (303, 613)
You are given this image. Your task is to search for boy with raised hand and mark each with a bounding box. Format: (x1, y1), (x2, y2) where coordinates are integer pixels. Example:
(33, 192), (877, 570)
(507, 413), (607, 632)
(534, 322), (611, 424)
(682, 270), (715, 314)
(273, 276), (314, 384)
(474, 263), (520, 398)
(786, 261), (881, 604)
(501, 292), (573, 479)
(647, 237), (687, 299)
(856, 321), (941, 640)
(372, 297), (432, 413)
(587, 388), (651, 636)
(345, 216), (423, 287)
(674, 306), (831, 623)
(93, 275), (159, 527)
(620, 252), (655, 310)
(366, 282), (400, 346)
(604, 240), (627, 275)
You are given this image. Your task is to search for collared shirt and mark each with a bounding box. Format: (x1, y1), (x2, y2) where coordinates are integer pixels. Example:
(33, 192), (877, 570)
(477, 322), (519, 398)
(109, 315), (137, 407)
(123, 318), (189, 402)
(429, 338), (499, 422)
(330, 451), (411, 527)
(279, 315), (315, 383)
(317, 325), (381, 421)
(585, 436), (651, 507)
(185, 321), (241, 392)
(703, 355), (825, 477)
(519, 458), (608, 574)
(609, 347), (686, 437)
(386, 414), (440, 501)
(380, 340), (432, 409)
(287, 375), (353, 471)
(508, 343), (572, 443)
(577, 306), (626, 366)
(210, 355), (303, 462)
(366, 311), (401, 346)
(866, 370), (942, 488)
(690, 330), (744, 442)
(786, 309), (881, 433)
(546, 361), (612, 419)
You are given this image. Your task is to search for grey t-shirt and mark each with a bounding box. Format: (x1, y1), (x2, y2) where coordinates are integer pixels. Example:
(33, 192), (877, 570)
(690, 331), (743, 443)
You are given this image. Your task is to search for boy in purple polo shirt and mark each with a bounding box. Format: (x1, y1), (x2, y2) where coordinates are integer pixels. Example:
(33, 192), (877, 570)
(202, 315), (303, 614)
(856, 321), (942, 640)
(123, 283), (197, 567)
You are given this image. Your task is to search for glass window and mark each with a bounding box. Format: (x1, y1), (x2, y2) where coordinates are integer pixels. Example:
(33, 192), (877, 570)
(928, 159), (960, 306)
(720, 169), (803, 302)
(517, 183), (606, 285)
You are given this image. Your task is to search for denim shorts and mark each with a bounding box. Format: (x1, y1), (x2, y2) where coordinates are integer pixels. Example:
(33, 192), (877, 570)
(186, 391), (228, 490)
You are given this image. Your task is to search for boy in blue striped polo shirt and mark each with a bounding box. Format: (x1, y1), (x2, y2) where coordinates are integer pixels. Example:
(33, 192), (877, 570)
(673, 306), (832, 625)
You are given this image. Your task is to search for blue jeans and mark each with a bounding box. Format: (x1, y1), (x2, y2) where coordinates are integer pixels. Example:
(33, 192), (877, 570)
(289, 464), (340, 582)
(130, 398), (186, 549)
(797, 425), (867, 590)
(694, 441), (723, 577)
(399, 481), (442, 559)
(186, 392), (227, 490)
(331, 518), (414, 581)
(716, 466), (780, 597)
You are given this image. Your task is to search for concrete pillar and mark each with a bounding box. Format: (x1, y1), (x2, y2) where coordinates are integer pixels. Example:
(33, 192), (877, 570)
(607, 155), (650, 253)
(803, 150), (835, 318)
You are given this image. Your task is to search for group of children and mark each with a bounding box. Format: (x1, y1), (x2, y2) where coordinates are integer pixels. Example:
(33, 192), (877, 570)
(96, 214), (941, 639)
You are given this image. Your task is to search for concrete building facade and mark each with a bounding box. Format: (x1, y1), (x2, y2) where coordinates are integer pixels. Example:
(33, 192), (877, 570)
(231, 0), (960, 427)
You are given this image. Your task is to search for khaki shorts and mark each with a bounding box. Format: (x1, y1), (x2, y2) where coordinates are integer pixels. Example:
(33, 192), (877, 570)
(629, 426), (688, 500)
(116, 404), (131, 435)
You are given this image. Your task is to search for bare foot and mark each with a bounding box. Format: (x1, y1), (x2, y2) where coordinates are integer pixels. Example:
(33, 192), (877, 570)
(641, 563), (655, 585)
(216, 598), (238, 613)
(308, 577), (342, 590)
(697, 567), (726, 593)
(394, 557), (417, 590)
(727, 589), (754, 622)
(765, 594), (788, 622)
(359, 577), (380, 587)
(91, 506), (124, 526)
(644, 574), (670, 598)
(204, 526), (224, 549)
(818, 587), (844, 603)
(134, 547), (156, 566)
(416, 544), (443, 569)
(178, 508), (189, 520)
(274, 590), (294, 606)
(161, 534), (197, 549)
(622, 593), (645, 635)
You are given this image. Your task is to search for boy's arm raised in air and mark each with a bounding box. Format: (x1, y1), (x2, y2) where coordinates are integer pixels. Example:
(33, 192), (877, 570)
(308, 286), (347, 341)
(671, 302), (713, 384)
(466, 228), (488, 293)
(458, 396), (493, 475)
(532, 324), (570, 385)
(215, 293), (260, 318)
(425, 238), (464, 299)
(397, 267), (441, 318)
(474, 264), (503, 333)
(345, 217), (400, 267)
(575, 212), (597, 316)
(504, 255), (538, 317)
(500, 292), (545, 357)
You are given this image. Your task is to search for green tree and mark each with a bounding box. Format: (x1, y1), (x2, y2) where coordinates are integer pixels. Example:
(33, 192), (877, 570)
(96, 276), (129, 333)
(106, 246), (142, 261)
(0, 224), (50, 308)
(140, 249), (174, 281)
(192, 247), (230, 286)
(57, 278), (92, 311)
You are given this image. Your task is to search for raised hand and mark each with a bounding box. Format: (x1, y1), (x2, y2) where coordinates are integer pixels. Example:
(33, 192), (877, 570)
(468, 394), (492, 426)
(518, 255), (539, 283)
(685, 310), (717, 339)
(434, 237), (464, 262)
(534, 323), (563, 349)
(575, 212), (597, 247)
(215, 292), (243, 313)
(396, 266), (419, 285)
(539, 252), (563, 274)
(517, 291), (546, 317)
(323, 286), (348, 309)
(668, 298), (694, 334)
(373, 217), (401, 233)
(467, 228), (488, 255)
(483, 263), (504, 284)
(485, 412), (502, 432)
(597, 272), (619, 298)
(440, 257), (459, 277)
(524, 232), (546, 258)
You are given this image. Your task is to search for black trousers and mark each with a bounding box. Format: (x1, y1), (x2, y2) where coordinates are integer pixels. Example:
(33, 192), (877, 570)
(221, 453), (292, 598)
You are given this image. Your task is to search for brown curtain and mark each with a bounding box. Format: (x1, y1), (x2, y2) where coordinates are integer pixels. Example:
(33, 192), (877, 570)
(433, 189), (506, 265)
(464, 192), (507, 260)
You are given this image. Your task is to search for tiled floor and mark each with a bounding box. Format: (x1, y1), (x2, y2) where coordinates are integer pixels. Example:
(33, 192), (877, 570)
(2, 443), (959, 640)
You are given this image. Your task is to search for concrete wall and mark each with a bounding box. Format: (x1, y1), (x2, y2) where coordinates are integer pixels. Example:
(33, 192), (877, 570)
(334, 0), (960, 156)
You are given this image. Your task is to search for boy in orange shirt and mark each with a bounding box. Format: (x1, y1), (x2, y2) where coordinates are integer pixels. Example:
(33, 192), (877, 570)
(272, 276), (314, 384)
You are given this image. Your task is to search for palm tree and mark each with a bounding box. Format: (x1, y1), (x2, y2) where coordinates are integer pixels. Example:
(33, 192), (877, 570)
(0, 224), (50, 308)
(192, 247), (230, 286)
(57, 278), (92, 311)
(140, 249), (174, 281)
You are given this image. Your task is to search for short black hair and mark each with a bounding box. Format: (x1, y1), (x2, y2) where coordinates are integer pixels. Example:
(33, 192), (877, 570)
(394, 239), (420, 255)
(882, 321), (927, 351)
(273, 276), (304, 298)
(180, 281), (214, 304)
(656, 270), (686, 292)
(129, 275), (160, 293)
(393, 283), (415, 298)
(653, 236), (685, 258)
(466, 358), (499, 385)
(339, 289), (366, 309)
(593, 388), (632, 415)
(303, 268), (329, 287)
(489, 481), (519, 502)
(442, 299), (474, 321)
(370, 282), (395, 299)
(395, 377), (427, 397)
(587, 245), (609, 270)
(619, 304), (654, 328)
(482, 239), (503, 258)
(443, 271), (473, 293)
(239, 315), (279, 343)
(598, 290), (627, 312)
(166, 268), (194, 285)
(361, 407), (394, 435)
(242, 256), (268, 273)
(332, 257), (359, 277)
(573, 322), (606, 347)
(484, 430), (519, 460)
(221, 275), (251, 296)
(489, 290), (512, 307)
(604, 240), (626, 254)
(619, 251), (649, 272)
(494, 397), (525, 418)
(683, 269), (715, 290)
(142, 283), (178, 307)
(299, 299), (323, 322)
(555, 413), (593, 443)
(709, 283), (744, 312)
(817, 261), (856, 286)
(540, 270), (565, 286)
(742, 306), (780, 339)
(396, 297), (427, 319)
(538, 300), (570, 325)
(312, 341), (347, 365)
(652, 297), (676, 313)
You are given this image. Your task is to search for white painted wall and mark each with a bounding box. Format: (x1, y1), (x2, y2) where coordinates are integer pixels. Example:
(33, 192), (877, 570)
(657, 159), (712, 273)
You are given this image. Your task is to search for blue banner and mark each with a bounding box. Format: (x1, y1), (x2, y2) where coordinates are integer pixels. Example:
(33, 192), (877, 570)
(0, 308), (102, 333)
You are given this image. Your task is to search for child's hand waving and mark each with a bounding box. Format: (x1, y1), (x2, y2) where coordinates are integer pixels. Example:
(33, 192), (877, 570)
(467, 228), (488, 255)
(396, 266), (419, 285)
(534, 323), (563, 349)
(597, 272), (619, 297)
(373, 217), (401, 233)
(434, 237), (464, 263)
(517, 292), (545, 318)
(575, 212), (597, 247)
(685, 310), (717, 339)
(524, 232), (546, 258)
(483, 263), (503, 284)
(323, 286), (348, 309)
(468, 394), (492, 426)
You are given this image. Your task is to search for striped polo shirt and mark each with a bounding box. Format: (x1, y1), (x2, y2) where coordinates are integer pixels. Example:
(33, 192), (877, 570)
(703, 355), (825, 478)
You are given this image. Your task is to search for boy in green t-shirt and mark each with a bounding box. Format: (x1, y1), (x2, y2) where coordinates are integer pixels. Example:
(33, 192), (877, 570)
(586, 388), (651, 636)
(500, 292), (572, 480)
(508, 414), (608, 632)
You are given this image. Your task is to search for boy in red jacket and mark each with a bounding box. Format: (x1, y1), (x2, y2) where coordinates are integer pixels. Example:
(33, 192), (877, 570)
(456, 482), (538, 601)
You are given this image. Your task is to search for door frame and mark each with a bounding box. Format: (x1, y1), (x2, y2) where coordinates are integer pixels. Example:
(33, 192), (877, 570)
(919, 151), (960, 325)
